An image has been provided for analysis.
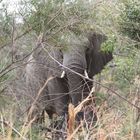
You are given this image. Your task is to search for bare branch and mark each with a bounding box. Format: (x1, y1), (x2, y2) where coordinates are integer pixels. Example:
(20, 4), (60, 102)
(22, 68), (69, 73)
(0, 27), (34, 51)
(11, 17), (16, 62)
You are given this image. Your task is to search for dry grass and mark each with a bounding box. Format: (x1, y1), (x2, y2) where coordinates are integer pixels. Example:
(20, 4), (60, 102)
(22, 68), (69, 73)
(1, 73), (140, 140)
(0, 84), (140, 140)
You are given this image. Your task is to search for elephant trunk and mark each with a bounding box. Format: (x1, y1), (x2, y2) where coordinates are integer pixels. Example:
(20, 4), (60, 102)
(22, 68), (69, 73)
(63, 47), (87, 106)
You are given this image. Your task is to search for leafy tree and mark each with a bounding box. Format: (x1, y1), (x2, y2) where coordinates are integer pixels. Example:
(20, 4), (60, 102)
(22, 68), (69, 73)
(0, 3), (13, 45)
(120, 0), (140, 44)
(20, 0), (113, 51)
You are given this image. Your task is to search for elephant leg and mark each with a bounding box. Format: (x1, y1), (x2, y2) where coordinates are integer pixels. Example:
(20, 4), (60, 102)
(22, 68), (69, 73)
(48, 77), (69, 116)
(66, 69), (97, 125)
(47, 77), (69, 130)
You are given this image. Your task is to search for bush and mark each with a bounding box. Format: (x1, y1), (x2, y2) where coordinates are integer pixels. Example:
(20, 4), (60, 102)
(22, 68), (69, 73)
(120, 0), (140, 43)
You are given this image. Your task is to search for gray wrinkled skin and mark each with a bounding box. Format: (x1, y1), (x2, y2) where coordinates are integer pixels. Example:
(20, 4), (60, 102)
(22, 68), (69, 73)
(25, 46), (66, 121)
(25, 32), (113, 125)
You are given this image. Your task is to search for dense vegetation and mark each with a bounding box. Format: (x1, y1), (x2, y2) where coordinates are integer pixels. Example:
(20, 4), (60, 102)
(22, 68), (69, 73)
(0, 0), (140, 139)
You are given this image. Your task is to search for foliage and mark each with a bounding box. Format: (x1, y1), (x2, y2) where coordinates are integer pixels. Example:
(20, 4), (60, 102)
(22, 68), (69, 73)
(112, 0), (140, 91)
(20, 0), (113, 51)
(0, 3), (13, 45)
(101, 35), (116, 53)
(120, 0), (140, 43)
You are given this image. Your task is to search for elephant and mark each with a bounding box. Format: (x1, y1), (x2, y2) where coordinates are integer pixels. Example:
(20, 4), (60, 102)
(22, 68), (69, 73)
(25, 32), (113, 127)
(62, 32), (112, 122)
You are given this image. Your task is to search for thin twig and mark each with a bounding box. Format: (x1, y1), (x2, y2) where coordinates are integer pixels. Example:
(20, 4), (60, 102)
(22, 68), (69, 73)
(25, 77), (53, 124)
(0, 120), (27, 140)
(11, 17), (15, 62)
(0, 27), (34, 51)
(0, 6), (63, 51)
(0, 43), (39, 76)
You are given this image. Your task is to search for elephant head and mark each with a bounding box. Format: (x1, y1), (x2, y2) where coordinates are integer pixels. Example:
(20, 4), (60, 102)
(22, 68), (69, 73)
(62, 32), (113, 122)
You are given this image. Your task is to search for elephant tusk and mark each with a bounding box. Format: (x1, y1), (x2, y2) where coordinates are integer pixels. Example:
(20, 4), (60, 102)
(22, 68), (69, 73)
(61, 70), (65, 78)
(84, 70), (89, 78)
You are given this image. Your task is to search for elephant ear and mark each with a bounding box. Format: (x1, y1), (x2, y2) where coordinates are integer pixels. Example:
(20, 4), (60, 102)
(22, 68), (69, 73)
(86, 33), (113, 78)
